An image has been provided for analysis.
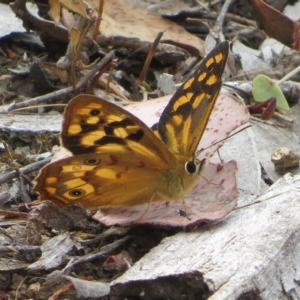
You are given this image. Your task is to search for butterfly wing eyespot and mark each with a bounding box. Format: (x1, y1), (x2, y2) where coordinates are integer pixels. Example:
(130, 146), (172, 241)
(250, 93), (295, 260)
(90, 109), (100, 116)
(84, 158), (101, 165)
(69, 189), (86, 198)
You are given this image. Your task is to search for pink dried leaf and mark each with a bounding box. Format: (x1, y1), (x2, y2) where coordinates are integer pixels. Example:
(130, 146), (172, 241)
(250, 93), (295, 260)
(92, 92), (249, 226)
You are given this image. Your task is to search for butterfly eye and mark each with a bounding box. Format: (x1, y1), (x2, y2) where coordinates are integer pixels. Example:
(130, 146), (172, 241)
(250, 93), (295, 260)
(185, 161), (196, 174)
(84, 158), (101, 165)
(69, 189), (86, 197)
(90, 109), (100, 116)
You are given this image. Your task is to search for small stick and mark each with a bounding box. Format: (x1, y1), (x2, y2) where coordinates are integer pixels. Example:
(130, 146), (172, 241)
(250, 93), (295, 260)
(92, 0), (104, 40)
(138, 30), (165, 84)
(0, 157), (51, 184)
(214, 0), (232, 40)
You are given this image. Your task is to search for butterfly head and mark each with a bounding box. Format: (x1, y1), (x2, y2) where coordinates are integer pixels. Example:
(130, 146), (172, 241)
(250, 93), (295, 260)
(184, 157), (205, 175)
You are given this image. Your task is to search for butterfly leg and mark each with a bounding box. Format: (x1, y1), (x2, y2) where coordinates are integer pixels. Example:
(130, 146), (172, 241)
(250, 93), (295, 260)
(137, 191), (159, 220)
(177, 194), (191, 220)
(137, 192), (192, 220)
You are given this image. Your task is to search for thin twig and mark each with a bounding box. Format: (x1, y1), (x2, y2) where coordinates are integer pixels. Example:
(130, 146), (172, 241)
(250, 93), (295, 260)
(0, 210), (28, 217)
(214, 0), (232, 40)
(0, 245), (41, 254)
(0, 157), (51, 184)
(67, 236), (131, 268)
(92, 0), (104, 40)
(138, 30), (165, 84)
(277, 64), (300, 85)
(75, 50), (115, 92)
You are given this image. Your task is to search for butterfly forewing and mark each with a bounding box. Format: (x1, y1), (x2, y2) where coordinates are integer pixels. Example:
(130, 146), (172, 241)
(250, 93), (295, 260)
(154, 41), (229, 156)
(60, 95), (176, 167)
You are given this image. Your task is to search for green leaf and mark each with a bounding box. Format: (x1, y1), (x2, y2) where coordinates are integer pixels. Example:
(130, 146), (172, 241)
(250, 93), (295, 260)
(252, 74), (289, 113)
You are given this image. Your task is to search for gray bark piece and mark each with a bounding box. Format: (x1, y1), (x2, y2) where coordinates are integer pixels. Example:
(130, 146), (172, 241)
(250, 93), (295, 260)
(0, 114), (61, 132)
(0, 3), (37, 37)
(63, 276), (110, 298)
(27, 232), (79, 271)
(111, 174), (300, 300)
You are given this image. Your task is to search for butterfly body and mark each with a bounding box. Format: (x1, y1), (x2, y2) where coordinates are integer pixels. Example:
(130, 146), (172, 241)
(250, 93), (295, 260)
(34, 41), (229, 212)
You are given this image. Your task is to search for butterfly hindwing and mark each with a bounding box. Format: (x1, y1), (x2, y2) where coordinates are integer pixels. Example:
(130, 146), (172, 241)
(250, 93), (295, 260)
(34, 152), (178, 208)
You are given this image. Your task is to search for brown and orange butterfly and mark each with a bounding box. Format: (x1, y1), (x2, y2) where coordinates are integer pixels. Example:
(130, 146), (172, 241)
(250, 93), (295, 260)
(34, 41), (229, 213)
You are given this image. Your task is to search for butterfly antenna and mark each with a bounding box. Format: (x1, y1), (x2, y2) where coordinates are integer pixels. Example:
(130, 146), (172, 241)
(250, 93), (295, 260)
(195, 124), (251, 186)
(196, 124), (251, 156)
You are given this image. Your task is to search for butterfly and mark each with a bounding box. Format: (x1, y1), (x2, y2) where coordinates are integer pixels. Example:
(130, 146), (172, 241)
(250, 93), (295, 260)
(34, 41), (229, 213)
